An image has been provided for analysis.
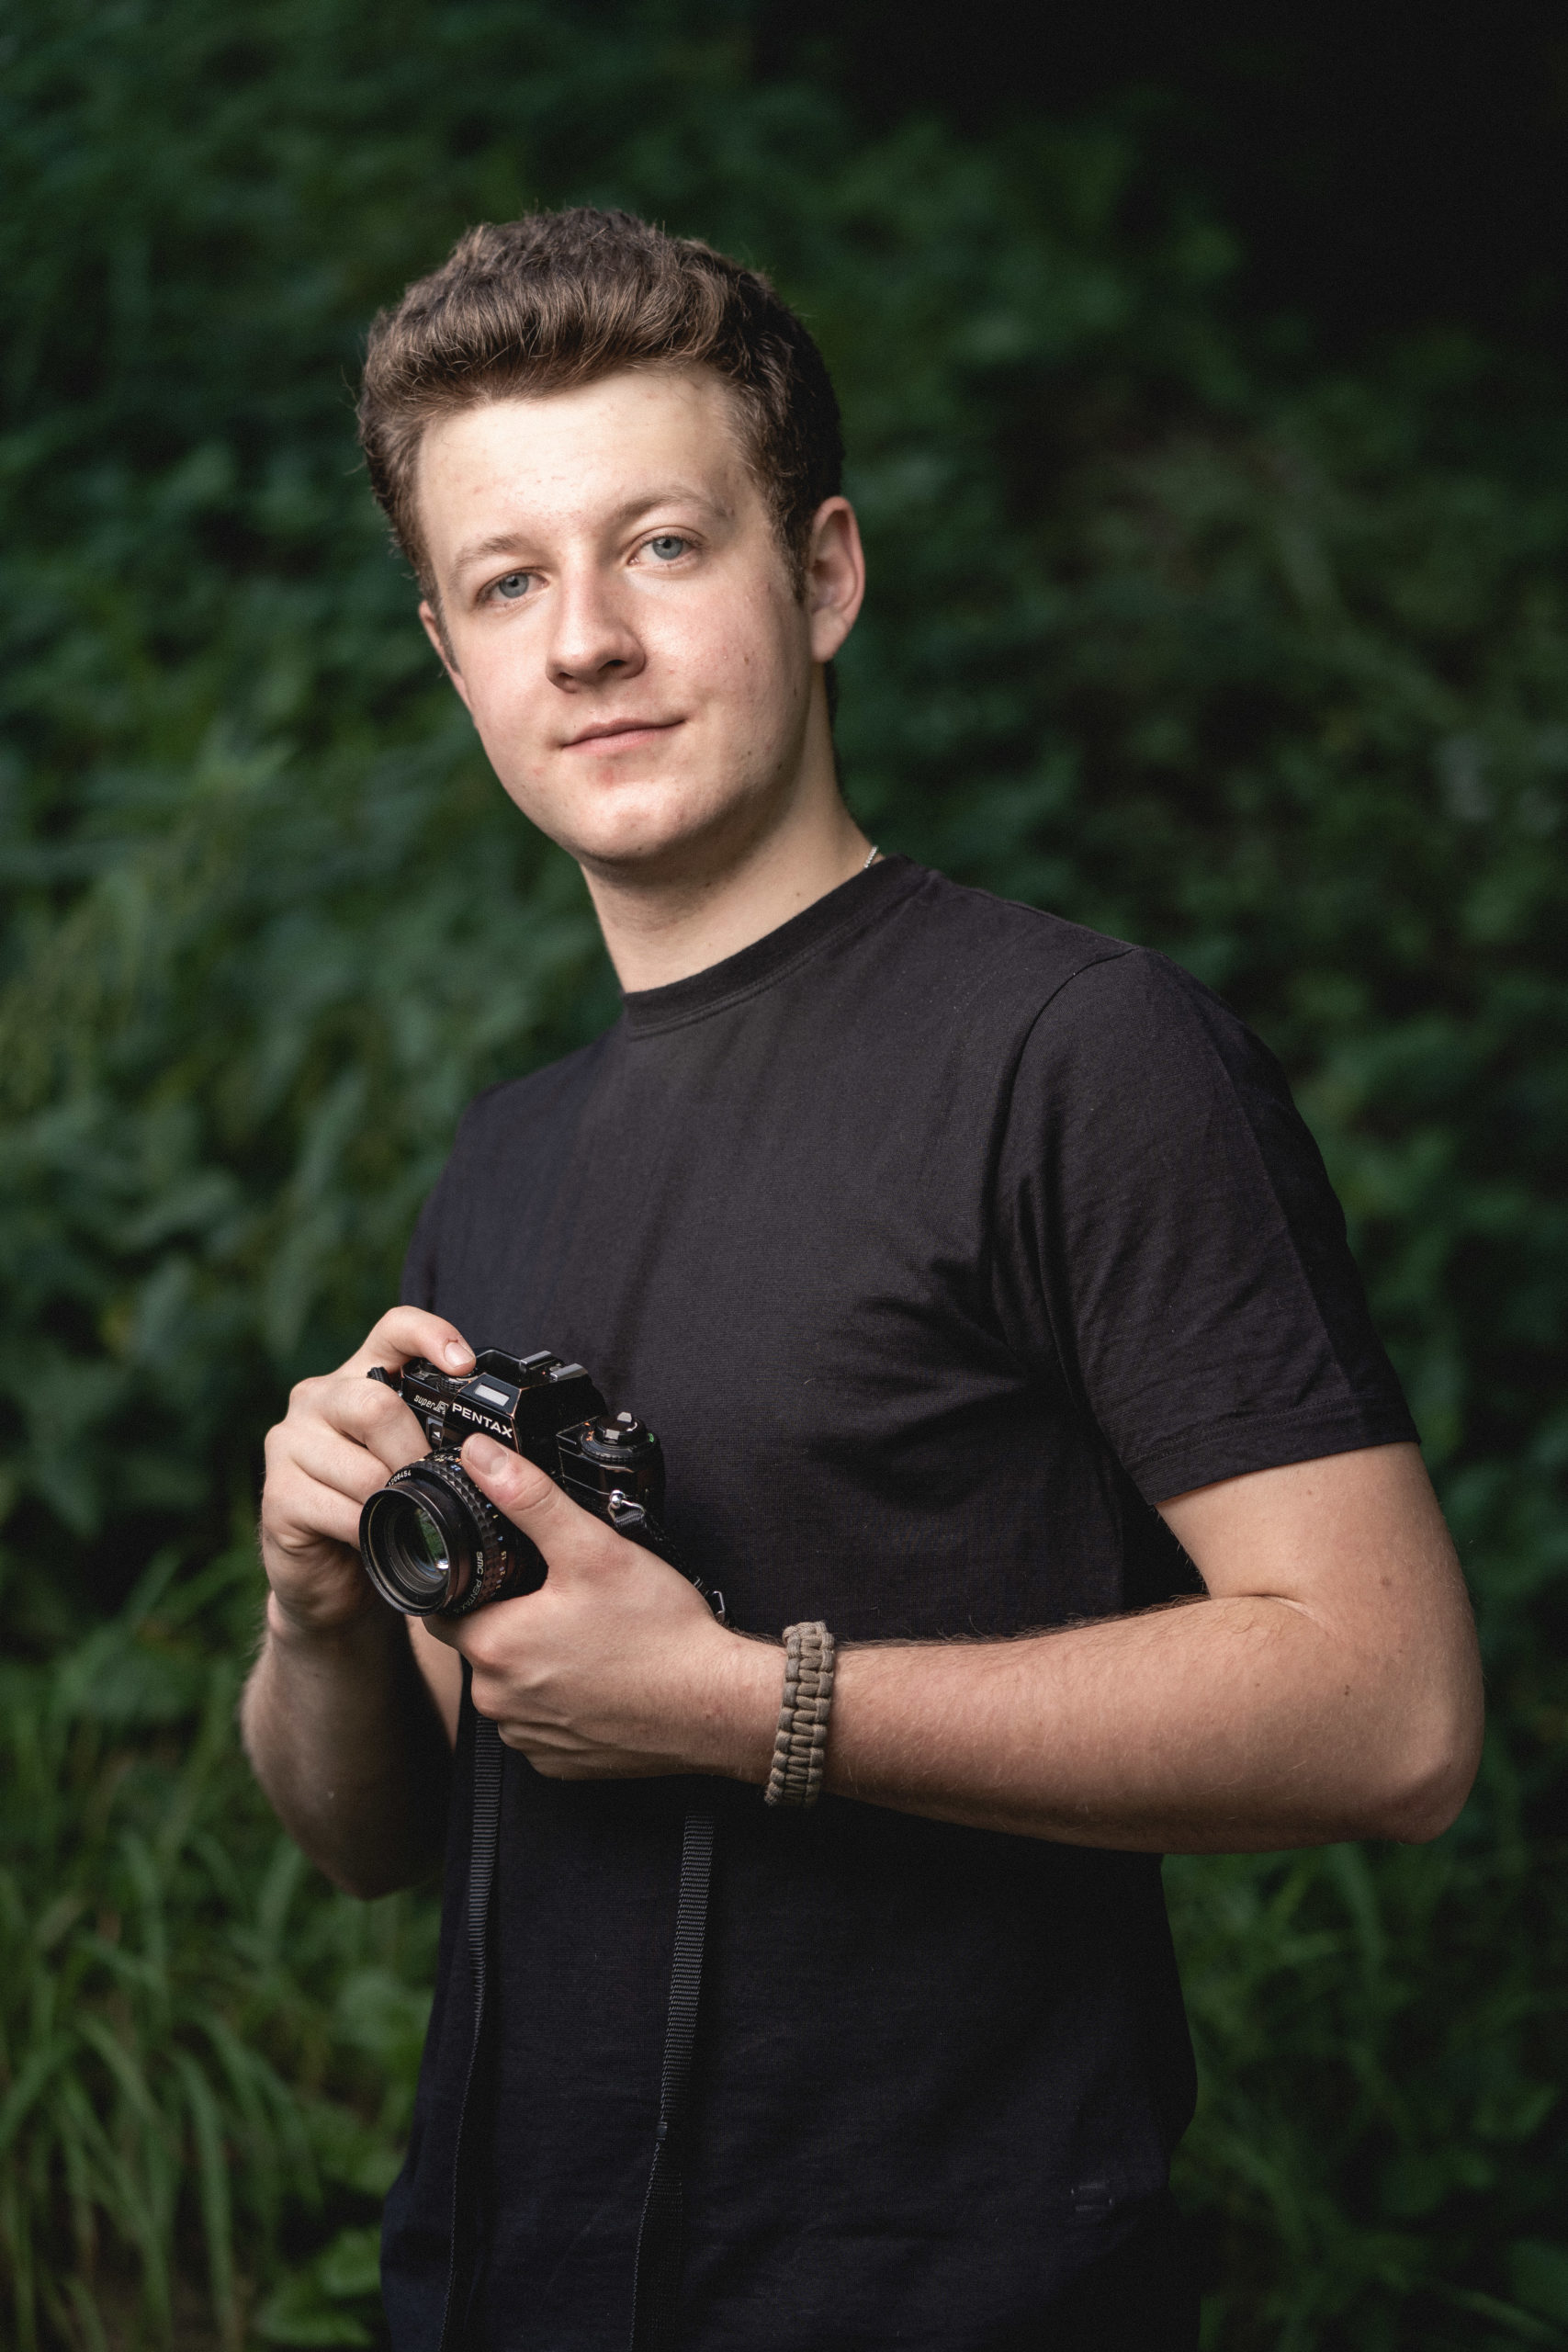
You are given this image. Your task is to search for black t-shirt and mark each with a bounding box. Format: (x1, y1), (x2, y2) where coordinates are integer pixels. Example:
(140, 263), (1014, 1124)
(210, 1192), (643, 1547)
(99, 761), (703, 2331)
(380, 856), (1416, 2351)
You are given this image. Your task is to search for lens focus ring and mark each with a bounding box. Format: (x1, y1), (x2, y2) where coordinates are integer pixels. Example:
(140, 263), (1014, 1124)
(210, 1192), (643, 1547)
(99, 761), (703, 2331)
(386, 1454), (513, 1613)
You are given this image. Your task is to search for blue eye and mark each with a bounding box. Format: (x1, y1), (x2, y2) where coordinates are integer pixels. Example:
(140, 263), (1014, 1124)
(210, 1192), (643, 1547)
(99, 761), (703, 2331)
(492, 571), (532, 601)
(647, 536), (687, 561)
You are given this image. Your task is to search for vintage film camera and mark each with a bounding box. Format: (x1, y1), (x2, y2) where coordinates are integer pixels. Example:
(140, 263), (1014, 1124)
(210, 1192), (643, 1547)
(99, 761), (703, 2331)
(357, 1347), (724, 1622)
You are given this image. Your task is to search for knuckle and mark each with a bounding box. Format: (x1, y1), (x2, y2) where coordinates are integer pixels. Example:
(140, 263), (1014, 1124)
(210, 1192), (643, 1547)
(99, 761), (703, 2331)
(345, 1380), (404, 1440)
(471, 1679), (507, 1726)
(517, 1464), (562, 1514)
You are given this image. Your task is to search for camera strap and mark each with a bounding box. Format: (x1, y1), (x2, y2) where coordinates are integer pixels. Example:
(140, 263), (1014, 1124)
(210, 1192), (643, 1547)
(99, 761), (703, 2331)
(437, 1703), (504, 2352)
(438, 1705), (715, 2352)
(629, 1804), (716, 2352)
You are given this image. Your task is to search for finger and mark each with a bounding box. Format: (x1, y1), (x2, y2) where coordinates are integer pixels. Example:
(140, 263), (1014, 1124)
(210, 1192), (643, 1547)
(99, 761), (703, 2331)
(263, 1464), (370, 1556)
(423, 1599), (543, 1663)
(288, 1421), (415, 1508)
(338, 1306), (476, 1381)
(419, 1608), (470, 1649)
(459, 1434), (597, 1566)
(272, 1373), (427, 1487)
(323, 1375), (432, 1469)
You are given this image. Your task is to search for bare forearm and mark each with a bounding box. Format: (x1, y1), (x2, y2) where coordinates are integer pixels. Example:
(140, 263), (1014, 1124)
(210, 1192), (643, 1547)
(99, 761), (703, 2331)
(819, 1590), (1476, 1851)
(242, 1600), (452, 1896)
(434, 1437), (1481, 1850)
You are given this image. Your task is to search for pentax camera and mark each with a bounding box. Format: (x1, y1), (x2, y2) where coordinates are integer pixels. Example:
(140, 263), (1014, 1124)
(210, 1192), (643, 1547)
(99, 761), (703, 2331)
(357, 1346), (724, 1622)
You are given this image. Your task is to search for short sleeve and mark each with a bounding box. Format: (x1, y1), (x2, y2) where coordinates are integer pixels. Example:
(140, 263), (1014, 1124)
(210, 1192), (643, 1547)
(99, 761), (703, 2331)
(991, 948), (1417, 1502)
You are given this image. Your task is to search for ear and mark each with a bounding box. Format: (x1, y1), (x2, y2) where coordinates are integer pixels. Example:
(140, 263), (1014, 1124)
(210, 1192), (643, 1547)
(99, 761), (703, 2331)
(805, 498), (866, 664)
(419, 598), (472, 710)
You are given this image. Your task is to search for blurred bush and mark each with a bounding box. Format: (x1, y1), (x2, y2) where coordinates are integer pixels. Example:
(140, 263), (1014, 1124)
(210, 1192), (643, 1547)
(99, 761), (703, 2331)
(1, 0), (1565, 2344)
(0, 1552), (434, 2349)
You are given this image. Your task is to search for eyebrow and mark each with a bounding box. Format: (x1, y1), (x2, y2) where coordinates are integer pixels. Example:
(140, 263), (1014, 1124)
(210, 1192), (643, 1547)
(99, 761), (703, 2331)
(449, 484), (733, 578)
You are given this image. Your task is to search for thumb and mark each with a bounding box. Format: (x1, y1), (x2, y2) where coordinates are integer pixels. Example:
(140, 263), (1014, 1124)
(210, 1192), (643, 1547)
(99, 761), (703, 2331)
(459, 1433), (591, 1572)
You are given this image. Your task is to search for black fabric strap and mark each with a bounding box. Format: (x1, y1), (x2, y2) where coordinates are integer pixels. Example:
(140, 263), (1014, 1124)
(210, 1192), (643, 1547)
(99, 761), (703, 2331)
(435, 1715), (715, 2352)
(629, 1805), (716, 2352)
(430, 1514), (726, 2352)
(436, 1705), (503, 2352)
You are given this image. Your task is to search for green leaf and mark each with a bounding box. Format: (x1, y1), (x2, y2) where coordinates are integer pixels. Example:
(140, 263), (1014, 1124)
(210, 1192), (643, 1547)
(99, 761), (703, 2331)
(254, 2230), (381, 2346)
(315, 2225), (383, 2300)
(253, 2272), (374, 2348)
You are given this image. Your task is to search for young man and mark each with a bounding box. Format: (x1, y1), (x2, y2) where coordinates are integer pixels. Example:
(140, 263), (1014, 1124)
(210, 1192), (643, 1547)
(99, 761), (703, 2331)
(246, 209), (1483, 2350)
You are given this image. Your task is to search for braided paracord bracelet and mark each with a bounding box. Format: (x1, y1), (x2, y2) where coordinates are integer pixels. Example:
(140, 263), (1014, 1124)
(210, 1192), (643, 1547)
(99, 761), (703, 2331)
(764, 1622), (836, 1808)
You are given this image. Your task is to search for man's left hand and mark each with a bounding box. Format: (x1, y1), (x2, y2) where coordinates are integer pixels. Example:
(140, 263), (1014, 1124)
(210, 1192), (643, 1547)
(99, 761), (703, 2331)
(423, 1433), (778, 1780)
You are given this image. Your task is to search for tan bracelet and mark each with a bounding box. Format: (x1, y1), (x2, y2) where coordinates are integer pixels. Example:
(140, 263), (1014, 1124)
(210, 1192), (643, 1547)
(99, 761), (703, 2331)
(764, 1622), (836, 1808)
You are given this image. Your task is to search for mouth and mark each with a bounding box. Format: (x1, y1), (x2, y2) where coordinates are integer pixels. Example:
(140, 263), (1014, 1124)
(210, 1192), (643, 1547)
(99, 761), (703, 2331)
(563, 718), (683, 752)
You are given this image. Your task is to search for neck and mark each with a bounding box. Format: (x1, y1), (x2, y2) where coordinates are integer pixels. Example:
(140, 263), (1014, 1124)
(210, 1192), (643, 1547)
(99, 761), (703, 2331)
(580, 726), (874, 995)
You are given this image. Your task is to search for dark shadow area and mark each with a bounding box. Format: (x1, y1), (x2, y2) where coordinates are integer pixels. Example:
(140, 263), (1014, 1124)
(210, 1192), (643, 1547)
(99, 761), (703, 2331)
(756, 0), (1568, 360)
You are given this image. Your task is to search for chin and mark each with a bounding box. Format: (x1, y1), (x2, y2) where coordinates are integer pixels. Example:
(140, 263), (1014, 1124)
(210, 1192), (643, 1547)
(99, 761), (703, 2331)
(523, 774), (771, 878)
(574, 821), (734, 883)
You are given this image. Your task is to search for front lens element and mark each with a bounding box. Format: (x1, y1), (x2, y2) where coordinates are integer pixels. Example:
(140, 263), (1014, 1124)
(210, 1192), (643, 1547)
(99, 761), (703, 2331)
(386, 1498), (449, 1589)
(361, 1483), (466, 1614)
(360, 1454), (522, 1617)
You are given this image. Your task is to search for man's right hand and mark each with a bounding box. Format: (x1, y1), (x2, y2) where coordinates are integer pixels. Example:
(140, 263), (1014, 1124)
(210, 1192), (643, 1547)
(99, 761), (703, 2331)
(245, 1307), (472, 1894)
(259, 1307), (477, 1636)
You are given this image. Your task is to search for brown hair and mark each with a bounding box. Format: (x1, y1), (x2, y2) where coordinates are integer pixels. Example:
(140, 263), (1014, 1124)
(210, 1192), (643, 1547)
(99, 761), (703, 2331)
(357, 208), (843, 599)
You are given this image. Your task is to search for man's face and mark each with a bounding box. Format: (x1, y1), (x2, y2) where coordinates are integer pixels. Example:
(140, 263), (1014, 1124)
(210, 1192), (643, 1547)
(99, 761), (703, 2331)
(414, 368), (854, 879)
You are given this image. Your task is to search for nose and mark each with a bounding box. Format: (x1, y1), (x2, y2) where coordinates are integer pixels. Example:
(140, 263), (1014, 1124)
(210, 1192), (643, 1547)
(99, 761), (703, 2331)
(547, 565), (645, 690)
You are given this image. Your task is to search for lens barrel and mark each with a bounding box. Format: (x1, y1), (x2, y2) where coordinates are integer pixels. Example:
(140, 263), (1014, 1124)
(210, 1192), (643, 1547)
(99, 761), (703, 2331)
(360, 1454), (536, 1617)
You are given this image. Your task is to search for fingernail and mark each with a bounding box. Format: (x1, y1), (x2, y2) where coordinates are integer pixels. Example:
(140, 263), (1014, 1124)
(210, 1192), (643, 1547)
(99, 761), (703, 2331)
(464, 1433), (506, 1475)
(444, 1341), (472, 1369)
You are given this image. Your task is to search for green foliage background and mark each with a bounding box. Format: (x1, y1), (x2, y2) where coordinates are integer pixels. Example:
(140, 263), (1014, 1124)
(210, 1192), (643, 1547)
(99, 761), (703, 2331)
(3, 2), (1566, 2344)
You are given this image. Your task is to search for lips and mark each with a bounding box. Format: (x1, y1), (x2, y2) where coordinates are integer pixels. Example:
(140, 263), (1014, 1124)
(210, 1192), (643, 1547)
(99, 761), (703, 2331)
(564, 718), (682, 749)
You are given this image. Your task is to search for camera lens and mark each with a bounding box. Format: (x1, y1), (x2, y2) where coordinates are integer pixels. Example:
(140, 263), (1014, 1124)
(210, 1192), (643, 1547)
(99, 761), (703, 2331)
(359, 1454), (535, 1617)
(360, 1480), (468, 1614)
(373, 1495), (451, 1604)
